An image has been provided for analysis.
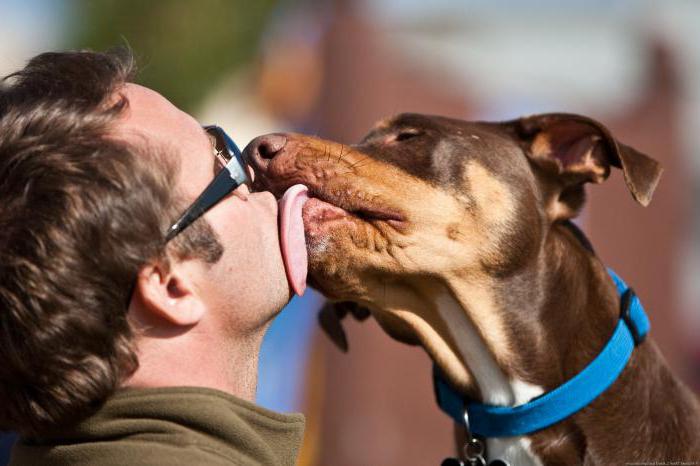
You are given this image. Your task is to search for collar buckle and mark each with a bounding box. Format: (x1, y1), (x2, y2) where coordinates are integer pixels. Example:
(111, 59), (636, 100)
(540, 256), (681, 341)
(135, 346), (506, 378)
(620, 287), (646, 346)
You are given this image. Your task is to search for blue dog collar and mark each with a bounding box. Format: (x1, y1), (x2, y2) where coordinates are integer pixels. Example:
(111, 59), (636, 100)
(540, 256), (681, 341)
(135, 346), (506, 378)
(433, 268), (650, 438)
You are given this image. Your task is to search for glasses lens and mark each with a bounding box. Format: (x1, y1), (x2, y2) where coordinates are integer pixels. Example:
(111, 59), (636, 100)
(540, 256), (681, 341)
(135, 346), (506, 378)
(204, 125), (249, 186)
(206, 126), (232, 166)
(205, 126), (242, 158)
(220, 128), (243, 159)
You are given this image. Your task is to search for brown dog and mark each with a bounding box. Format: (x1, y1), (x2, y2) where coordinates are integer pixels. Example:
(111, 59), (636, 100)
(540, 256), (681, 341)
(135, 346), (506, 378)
(244, 113), (700, 465)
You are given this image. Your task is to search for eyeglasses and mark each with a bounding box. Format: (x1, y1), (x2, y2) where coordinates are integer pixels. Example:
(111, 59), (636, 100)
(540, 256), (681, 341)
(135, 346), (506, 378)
(164, 125), (249, 242)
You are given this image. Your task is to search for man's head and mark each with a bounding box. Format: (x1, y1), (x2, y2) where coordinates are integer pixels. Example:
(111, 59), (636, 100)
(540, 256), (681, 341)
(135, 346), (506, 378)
(0, 49), (290, 436)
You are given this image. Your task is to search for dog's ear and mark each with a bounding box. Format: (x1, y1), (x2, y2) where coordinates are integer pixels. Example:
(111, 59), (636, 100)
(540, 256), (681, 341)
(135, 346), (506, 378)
(318, 302), (371, 352)
(507, 113), (662, 218)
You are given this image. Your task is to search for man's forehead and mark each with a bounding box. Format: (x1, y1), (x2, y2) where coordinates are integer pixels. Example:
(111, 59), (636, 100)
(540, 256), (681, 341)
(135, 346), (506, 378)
(114, 84), (216, 202)
(116, 83), (203, 148)
(122, 83), (172, 120)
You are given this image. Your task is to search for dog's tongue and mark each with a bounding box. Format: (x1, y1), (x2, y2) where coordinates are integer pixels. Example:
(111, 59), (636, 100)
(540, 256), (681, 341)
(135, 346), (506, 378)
(278, 184), (309, 296)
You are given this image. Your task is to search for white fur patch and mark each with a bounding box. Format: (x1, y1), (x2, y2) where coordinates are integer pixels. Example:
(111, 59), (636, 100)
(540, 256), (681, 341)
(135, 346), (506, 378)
(434, 291), (512, 405)
(435, 290), (544, 465)
(511, 378), (545, 405)
(486, 379), (545, 465)
(488, 436), (543, 466)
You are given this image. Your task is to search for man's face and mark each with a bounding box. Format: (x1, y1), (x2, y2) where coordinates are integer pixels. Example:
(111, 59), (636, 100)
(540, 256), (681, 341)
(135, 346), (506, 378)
(116, 83), (290, 335)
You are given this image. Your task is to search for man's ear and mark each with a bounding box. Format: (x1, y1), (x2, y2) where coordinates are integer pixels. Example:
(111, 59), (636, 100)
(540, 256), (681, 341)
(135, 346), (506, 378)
(133, 257), (206, 327)
(506, 113), (663, 219)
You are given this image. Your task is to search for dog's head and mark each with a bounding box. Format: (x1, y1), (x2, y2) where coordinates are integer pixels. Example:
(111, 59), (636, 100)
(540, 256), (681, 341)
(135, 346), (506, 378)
(245, 113), (662, 391)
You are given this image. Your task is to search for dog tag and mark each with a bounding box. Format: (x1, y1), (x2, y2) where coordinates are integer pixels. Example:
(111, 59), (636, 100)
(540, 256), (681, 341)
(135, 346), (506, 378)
(440, 456), (487, 466)
(441, 458), (464, 466)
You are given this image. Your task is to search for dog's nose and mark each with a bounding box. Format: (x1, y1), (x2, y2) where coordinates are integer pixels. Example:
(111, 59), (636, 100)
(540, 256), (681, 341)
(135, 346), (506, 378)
(245, 134), (287, 171)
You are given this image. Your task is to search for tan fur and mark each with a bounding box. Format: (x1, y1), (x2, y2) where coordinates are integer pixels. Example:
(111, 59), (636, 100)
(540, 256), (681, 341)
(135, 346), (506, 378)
(468, 162), (516, 228)
(531, 133), (552, 160)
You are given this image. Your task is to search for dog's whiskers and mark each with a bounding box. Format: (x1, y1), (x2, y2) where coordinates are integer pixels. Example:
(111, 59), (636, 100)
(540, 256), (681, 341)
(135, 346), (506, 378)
(342, 157), (373, 174)
(337, 144), (347, 163)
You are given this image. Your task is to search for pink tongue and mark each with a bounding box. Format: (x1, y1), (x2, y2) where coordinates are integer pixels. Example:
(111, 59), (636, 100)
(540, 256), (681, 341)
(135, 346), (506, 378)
(278, 184), (310, 296)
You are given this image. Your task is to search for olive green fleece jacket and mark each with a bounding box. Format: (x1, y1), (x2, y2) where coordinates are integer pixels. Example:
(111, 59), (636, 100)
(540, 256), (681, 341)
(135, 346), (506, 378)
(10, 387), (305, 466)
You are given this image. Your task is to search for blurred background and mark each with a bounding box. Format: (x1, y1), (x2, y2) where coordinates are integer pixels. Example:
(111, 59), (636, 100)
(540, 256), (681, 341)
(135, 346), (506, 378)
(1, 0), (698, 464)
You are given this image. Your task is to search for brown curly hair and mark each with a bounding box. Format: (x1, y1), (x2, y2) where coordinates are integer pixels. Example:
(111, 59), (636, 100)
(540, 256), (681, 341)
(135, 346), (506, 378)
(0, 49), (223, 436)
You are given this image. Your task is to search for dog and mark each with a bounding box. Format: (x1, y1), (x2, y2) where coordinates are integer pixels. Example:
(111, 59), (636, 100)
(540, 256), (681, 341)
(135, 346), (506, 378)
(244, 113), (700, 465)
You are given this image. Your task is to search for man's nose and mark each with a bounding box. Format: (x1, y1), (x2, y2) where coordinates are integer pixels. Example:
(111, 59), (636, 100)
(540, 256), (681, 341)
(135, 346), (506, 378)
(244, 134), (287, 171)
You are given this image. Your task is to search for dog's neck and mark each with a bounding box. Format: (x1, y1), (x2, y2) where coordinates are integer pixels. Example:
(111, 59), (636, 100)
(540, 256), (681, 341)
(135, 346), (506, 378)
(433, 287), (546, 465)
(435, 222), (700, 464)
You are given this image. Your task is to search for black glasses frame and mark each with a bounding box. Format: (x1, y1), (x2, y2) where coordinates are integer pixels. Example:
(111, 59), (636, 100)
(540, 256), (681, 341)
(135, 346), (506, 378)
(164, 125), (248, 242)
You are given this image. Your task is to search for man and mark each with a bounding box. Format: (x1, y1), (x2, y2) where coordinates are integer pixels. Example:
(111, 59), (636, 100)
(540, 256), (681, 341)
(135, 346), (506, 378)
(0, 49), (305, 465)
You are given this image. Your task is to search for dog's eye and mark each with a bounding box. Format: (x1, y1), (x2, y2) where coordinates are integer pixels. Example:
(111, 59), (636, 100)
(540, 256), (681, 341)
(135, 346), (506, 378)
(393, 129), (423, 142)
